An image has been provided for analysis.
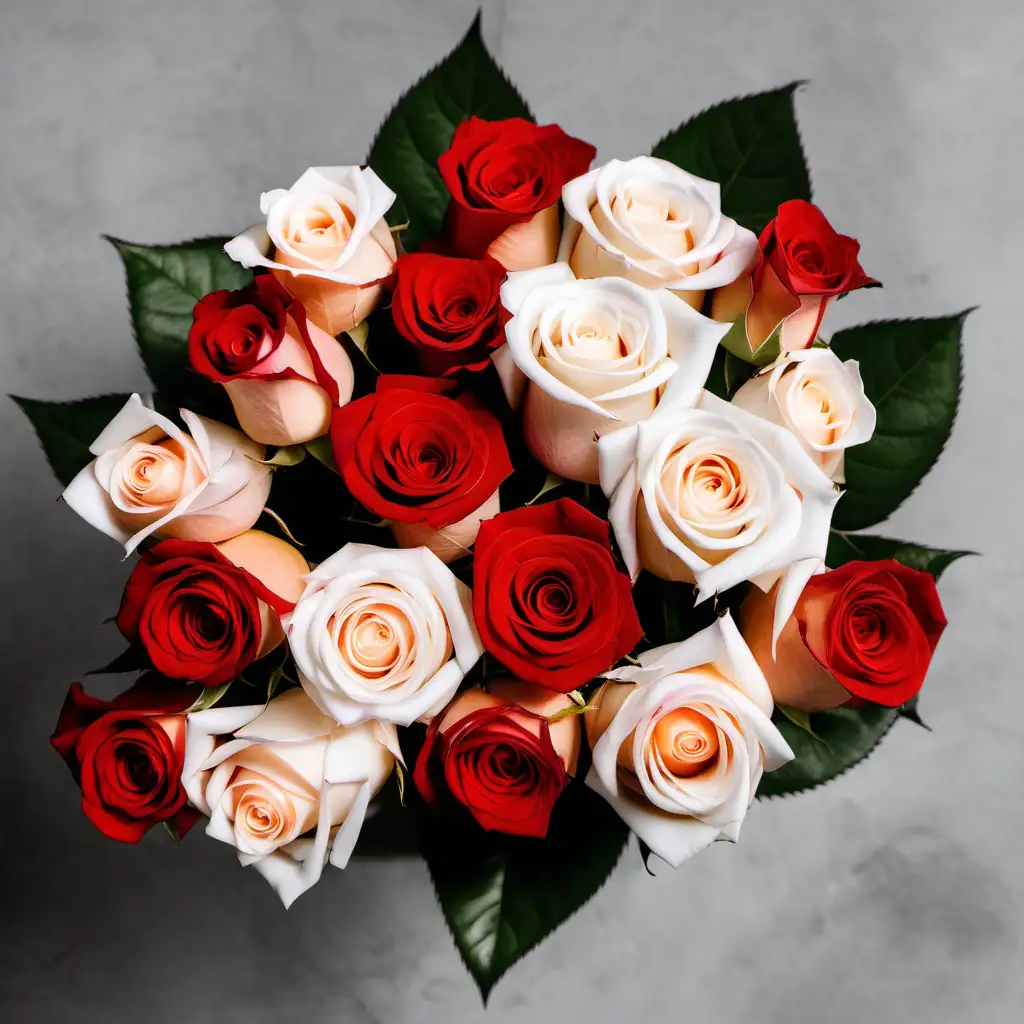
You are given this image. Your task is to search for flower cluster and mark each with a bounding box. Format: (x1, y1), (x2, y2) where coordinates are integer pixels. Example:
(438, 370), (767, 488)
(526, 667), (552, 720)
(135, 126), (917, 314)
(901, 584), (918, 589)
(30, 28), (960, 983)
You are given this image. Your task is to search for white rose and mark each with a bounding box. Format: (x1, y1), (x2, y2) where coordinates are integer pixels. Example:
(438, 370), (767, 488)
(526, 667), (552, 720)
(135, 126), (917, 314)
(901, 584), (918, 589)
(62, 393), (272, 554)
(182, 688), (397, 908)
(599, 391), (840, 641)
(285, 543), (483, 728)
(731, 347), (876, 481)
(225, 166), (397, 336)
(559, 156), (758, 308)
(585, 613), (793, 867)
(492, 263), (730, 483)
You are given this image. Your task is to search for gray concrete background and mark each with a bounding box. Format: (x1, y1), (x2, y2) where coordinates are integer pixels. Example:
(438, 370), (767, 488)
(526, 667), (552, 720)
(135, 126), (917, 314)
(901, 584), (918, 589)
(2, 0), (1022, 1020)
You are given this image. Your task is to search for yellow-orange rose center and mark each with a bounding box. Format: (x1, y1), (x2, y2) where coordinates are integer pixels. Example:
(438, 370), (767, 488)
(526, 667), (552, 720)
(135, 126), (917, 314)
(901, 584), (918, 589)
(652, 707), (720, 777)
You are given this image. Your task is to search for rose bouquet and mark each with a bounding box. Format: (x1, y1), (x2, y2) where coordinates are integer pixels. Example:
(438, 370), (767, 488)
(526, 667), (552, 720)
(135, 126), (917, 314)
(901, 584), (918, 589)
(18, 14), (970, 1002)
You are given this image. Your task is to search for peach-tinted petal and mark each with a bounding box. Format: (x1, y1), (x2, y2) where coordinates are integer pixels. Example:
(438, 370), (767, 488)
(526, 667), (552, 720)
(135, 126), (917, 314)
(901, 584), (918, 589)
(390, 489), (500, 563)
(740, 584), (849, 711)
(486, 203), (560, 272)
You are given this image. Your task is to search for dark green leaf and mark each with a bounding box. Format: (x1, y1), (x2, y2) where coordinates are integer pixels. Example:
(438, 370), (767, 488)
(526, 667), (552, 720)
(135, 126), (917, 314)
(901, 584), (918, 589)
(108, 236), (251, 414)
(705, 345), (758, 398)
(420, 781), (628, 1002)
(826, 532), (974, 579)
(898, 693), (930, 731)
(652, 83), (811, 235)
(88, 646), (146, 675)
(757, 704), (900, 798)
(12, 393), (131, 486)
(830, 312), (969, 530)
(367, 13), (533, 251)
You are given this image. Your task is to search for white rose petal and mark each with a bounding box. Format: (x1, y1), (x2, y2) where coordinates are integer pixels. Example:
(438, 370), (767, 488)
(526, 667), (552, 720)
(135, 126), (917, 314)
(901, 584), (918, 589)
(599, 391), (840, 641)
(731, 347), (877, 482)
(284, 543), (483, 728)
(559, 156), (758, 296)
(183, 688), (395, 908)
(493, 262), (729, 482)
(586, 614), (793, 868)
(61, 393), (272, 554)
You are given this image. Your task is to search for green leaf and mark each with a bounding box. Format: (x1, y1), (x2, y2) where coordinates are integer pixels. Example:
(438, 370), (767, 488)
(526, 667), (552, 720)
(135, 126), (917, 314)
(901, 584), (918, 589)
(12, 393), (132, 486)
(420, 781), (628, 1002)
(108, 236), (252, 412)
(303, 435), (338, 472)
(830, 313), (969, 530)
(652, 83), (811, 235)
(704, 345), (759, 398)
(826, 532), (974, 579)
(367, 13), (533, 251)
(757, 704), (900, 798)
(186, 681), (232, 713)
(255, 445), (307, 468)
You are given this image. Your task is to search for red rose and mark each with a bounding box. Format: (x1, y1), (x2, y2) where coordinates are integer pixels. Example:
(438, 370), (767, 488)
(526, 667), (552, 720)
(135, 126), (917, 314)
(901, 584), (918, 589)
(745, 200), (880, 350)
(116, 539), (294, 687)
(330, 375), (513, 530)
(50, 677), (199, 843)
(390, 252), (509, 376)
(413, 682), (579, 838)
(437, 117), (596, 265)
(188, 275), (340, 398)
(798, 560), (946, 706)
(761, 201), (878, 299)
(472, 499), (643, 692)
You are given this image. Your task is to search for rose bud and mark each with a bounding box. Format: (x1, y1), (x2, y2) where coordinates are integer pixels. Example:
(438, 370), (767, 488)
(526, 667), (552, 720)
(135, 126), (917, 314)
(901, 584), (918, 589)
(224, 166), (397, 336)
(560, 156), (758, 310)
(494, 263), (729, 482)
(710, 199), (879, 358)
(62, 393), (272, 554)
(599, 391), (839, 642)
(182, 688), (398, 907)
(285, 542), (482, 727)
(585, 614), (793, 867)
(330, 376), (513, 563)
(116, 538), (301, 688)
(391, 252), (509, 377)
(50, 677), (199, 843)
(437, 117), (596, 271)
(731, 347), (876, 481)
(473, 499), (642, 693)
(188, 275), (354, 446)
(413, 679), (580, 839)
(740, 560), (947, 712)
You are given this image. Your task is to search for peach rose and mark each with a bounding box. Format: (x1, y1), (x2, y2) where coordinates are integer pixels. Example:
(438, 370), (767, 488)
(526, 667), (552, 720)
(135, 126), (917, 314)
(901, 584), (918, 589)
(492, 263), (729, 483)
(559, 157), (758, 310)
(224, 166), (397, 336)
(182, 688), (397, 907)
(285, 543), (483, 728)
(585, 614), (792, 867)
(731, 347), (876, 482)
(62, 394), (272, 554)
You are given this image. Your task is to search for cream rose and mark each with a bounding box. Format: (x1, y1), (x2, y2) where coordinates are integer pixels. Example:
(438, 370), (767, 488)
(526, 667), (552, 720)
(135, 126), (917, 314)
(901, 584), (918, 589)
(492, 263), (730, 482)
(182, 688), (397, 907)
(62, 393), (272, 554)
(224, 166), (397, 336)
(585, 613), (793, 867)
(731, 347), (876, 481)
(599, 391), (840, 640)
(559, 156), (758, 308)
(285, 543), (483, 728)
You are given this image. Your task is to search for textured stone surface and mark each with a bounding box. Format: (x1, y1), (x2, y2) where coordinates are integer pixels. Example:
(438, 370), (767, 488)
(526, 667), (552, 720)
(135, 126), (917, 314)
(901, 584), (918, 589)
(1, 0), (1021, 1020)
